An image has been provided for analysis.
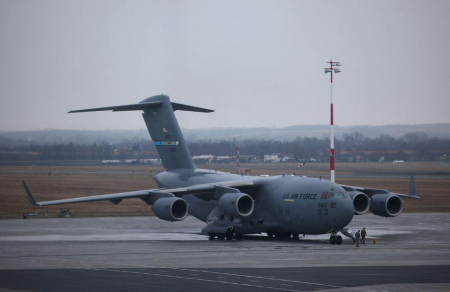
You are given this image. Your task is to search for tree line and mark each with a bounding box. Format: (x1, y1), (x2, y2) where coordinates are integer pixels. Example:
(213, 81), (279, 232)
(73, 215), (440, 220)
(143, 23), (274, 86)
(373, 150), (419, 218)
(0, 132), (449, 162)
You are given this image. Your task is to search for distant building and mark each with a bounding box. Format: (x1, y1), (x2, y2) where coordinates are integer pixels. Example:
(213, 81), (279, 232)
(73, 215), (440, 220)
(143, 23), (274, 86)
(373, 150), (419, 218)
(102, 160), (121, 164)
(240, 155), (261, 163)
(216, 156), (234, 163)
(264, 154), (279, 163)
(140, 159), (161, 165)
(264, 153), (295, 163)
(192, 155), (215, 164)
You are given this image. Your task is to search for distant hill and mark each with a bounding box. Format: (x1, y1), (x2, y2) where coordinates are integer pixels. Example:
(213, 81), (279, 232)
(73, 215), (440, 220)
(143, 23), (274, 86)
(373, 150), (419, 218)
(183, 124), (450, 141)
(0, 123), (449, 145)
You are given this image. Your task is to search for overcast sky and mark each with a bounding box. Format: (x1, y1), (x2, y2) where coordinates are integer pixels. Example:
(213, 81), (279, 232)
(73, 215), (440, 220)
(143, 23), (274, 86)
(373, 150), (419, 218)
(1, 0), (449, 131)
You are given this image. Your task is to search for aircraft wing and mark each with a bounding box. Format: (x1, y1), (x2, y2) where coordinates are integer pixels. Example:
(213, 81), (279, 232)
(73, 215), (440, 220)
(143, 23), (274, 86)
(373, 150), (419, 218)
(340, 175), (420, 199)
(22, 178), (259, 207)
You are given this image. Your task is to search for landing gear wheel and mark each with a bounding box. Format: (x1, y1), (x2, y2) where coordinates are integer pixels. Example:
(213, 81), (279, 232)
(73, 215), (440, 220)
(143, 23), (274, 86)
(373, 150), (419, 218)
(276, 233), (291, 240)
(209, 233), (216, 240)
(267, 232), (274, 239)
(336, 235), (343, 245)
(291, 233), (300, 240)
(329, 235), (337, 245)
(235, 233), (243, 240)
(217, 234), (225, 240)
(225, 228), (234, 240)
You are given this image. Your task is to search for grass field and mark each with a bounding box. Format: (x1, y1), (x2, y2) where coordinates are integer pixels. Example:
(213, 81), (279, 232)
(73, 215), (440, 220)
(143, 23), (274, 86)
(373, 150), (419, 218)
(0, 162), (449, 219)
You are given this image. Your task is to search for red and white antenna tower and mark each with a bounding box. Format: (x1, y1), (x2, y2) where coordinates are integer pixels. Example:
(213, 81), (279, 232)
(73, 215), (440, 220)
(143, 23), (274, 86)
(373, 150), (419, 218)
(324, 59), (342, 182)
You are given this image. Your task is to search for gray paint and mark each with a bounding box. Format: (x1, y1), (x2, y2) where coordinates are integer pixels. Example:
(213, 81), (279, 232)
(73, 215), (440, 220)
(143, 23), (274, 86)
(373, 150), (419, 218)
(141, 95), (196, 170)
(23, 94), (419, 238)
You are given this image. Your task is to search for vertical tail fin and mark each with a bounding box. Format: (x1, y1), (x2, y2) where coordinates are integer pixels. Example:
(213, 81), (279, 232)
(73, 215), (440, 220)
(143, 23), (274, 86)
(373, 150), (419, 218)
(141, 94), (213, 170)
(69, 94), (214, 170)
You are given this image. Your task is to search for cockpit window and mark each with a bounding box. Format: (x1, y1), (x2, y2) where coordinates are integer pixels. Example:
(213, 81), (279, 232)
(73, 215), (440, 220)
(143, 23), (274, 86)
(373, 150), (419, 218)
(336, 192), (345, 198)
(327, 192), (334, 199)
(320, 192), (328, 199)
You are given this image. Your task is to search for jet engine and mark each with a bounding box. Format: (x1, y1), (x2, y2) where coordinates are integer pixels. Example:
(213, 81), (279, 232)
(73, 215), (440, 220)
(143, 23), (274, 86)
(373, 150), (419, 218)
(152, 197), (188, 221)
(218, 193), (254, 217)
(349, 192), (370, 215)
(370, 194), (403, 217)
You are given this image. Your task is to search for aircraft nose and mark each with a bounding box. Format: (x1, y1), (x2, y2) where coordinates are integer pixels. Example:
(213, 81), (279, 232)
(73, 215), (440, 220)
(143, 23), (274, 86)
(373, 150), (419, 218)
(338, 198), (354, 228)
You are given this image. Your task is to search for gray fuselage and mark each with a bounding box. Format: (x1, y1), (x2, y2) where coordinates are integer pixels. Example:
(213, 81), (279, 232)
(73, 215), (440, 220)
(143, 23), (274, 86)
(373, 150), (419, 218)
(155, 168), (354, 235)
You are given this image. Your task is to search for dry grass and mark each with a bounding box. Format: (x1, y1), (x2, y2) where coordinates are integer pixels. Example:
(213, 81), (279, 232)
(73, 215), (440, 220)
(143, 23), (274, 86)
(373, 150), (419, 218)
(0, 163), (449, 219)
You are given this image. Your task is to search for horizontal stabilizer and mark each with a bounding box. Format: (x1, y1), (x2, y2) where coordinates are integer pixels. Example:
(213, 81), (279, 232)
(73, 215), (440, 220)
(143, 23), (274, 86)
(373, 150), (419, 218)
(171, 102), (214, 113)
(68, 101), (163, 113)
(69, 100), (214, 114)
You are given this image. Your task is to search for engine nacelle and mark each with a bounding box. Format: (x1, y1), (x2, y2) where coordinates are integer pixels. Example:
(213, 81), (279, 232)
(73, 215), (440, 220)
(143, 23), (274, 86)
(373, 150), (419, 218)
(370, 194), (403, 217)
(218, 193), (254, 218)
(349, 192), (370, 215)
(153, 197), (188, 221)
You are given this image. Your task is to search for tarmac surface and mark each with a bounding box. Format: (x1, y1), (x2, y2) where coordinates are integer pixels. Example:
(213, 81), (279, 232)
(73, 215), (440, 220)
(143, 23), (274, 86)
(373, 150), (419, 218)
(1, 213), (449, 292)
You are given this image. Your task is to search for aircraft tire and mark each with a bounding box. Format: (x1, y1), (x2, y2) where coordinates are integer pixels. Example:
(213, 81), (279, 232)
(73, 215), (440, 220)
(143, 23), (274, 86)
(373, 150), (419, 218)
(329, 235), (337, 245)
(267, 232), (274, 239)
(336, 235), (343, 245)
(292, 233), (300, 239)
(225, 228), (234, 240)
(217, 234), (225, 240)
(276, 233), (290, 239)
(235, 233), (243, 240)
(209, 233), (216, 240)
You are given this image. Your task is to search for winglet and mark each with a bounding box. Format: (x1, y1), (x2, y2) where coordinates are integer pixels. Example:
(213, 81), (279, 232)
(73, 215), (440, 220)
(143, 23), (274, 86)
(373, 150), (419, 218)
(408, 175), (419, 198)
(22, 181), (41, 206)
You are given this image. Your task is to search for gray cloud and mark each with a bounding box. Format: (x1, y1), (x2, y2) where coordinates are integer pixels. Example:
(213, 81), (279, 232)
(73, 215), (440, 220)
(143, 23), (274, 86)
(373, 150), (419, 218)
(1, 0), (449, 131)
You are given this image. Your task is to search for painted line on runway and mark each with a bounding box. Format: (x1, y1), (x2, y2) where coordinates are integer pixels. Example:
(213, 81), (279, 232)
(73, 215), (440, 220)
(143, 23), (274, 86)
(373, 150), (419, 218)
(8, 257), (305, 292)
(34, 256), (344, 289)
(93, 269), (306, 292)
(26, 256), (389, 292)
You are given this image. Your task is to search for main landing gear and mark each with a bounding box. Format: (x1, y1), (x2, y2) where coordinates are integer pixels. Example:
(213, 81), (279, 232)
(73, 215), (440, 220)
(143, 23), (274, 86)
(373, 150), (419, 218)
(209, 227), (242, 241)
(266, 232), (300, 240)
(329, 234), (343, 245)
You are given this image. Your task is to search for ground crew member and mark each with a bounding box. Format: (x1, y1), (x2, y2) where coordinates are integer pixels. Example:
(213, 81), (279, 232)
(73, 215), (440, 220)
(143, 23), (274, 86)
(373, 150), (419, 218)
(355, 230), (361, 247)
(361, 228), (367, 244)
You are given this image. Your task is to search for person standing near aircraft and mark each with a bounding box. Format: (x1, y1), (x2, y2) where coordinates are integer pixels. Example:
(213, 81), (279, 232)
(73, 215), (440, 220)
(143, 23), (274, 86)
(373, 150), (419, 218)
(355, 230), (361, 247)
(361, 228), (367, 244)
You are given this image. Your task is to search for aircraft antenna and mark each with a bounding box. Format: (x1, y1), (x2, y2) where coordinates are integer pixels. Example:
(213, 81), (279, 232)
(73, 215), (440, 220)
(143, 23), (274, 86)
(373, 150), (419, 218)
(324, 58), (342, 182)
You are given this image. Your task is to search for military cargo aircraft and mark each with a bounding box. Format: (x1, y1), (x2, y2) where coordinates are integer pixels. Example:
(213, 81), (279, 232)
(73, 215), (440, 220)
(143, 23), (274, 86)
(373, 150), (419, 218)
(23, 94), (419, 244)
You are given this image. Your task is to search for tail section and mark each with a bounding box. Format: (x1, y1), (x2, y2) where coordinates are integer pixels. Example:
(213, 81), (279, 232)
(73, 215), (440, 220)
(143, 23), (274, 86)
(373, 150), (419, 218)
(141, 94), (211, 170)
(69, 94), (213, 170)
